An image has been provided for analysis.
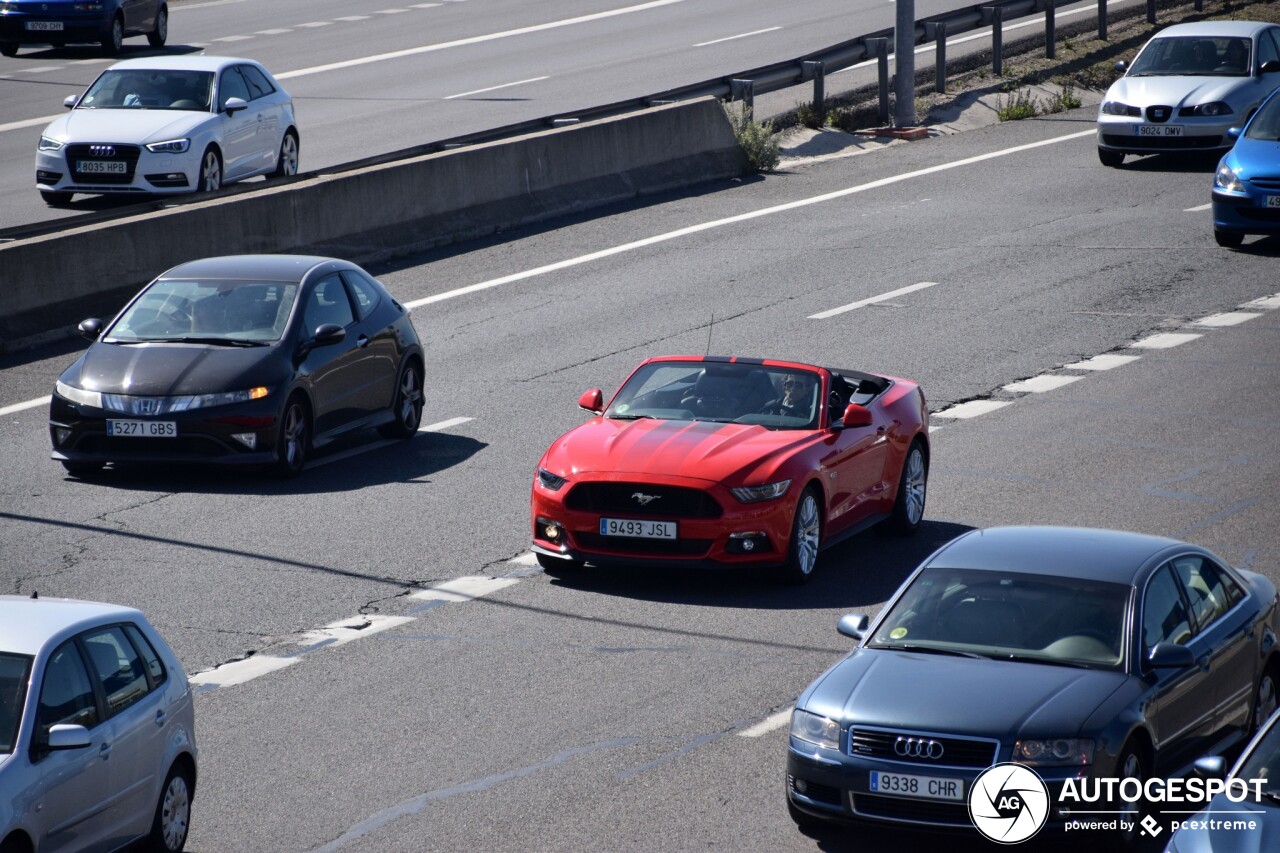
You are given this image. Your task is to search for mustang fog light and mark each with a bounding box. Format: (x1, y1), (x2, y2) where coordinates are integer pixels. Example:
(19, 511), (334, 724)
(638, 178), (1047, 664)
(545, 524), (560, 541)
(728, 532), (769, 554)
(230, 432), (258, 450)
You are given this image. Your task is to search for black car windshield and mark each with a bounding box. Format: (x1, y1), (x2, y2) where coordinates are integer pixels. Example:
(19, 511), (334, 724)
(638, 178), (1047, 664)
(867, 568), (1130, 669)
(105, 279), (298, 344)
(604, 361), (822, 429)
(1236, 721), (1280, 800)
(1128, 36), (1252, 77)
(78, 69), (215, 111)
(0, 653), (32, 754)
(1246, 95), (1280, 142)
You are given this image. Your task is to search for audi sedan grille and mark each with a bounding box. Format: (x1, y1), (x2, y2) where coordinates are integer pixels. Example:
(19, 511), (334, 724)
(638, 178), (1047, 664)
(565, 483), (722, 518)
(64, 143), (141, 185)
(849, 728), (999, 769)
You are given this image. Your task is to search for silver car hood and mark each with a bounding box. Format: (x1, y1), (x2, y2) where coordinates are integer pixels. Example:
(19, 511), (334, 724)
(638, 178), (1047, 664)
(1107, 75), (1248, 108)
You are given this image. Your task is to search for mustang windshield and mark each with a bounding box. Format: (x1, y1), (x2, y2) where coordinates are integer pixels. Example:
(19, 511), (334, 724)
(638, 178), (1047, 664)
(605, 361), (822, 429)
(1128, 36), (1252, 77)
(868, 568), (1130, 668)
(0, 653), (31, 754)
(106, 279), (298, 344)
(79, 69), (215, 111)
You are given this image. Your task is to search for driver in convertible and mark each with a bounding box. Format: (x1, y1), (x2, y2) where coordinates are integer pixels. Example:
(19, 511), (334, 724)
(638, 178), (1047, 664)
(760, 375), (814, 417)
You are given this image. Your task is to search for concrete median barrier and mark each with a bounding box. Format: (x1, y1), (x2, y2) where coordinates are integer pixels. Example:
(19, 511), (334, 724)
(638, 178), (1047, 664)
(0, 96), (746, 351)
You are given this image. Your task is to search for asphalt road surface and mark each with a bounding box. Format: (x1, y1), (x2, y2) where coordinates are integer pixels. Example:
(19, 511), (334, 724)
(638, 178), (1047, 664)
(1, 106), (1277, 851)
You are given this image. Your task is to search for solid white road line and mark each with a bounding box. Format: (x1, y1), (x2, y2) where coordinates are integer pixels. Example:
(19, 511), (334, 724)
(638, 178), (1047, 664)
(0, 396), (50, 418)
(1130, 332), (1202, 349)
(276, 0), (685, 80)
(0, 115), (60, 133)
(933, 400), (1013, 419)
(420, 416), (474, 432)
(306, 415), (473, 469)
(694, 27), (781, 48)
(404, 130), (1093, 310)
(1002, 374), (1084, 394)
(1065, 354), (1141, 371)
(444, 76), (549, 100)
(1191, 312), (1260, 328)
(738, 708), (792, 737)
(808, 282), (938, 320)
(1184, 203), (1212, 212)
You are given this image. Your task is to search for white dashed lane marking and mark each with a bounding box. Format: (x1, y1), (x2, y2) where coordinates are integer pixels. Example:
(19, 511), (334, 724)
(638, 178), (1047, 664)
(738, 709), (791, 737)
(933, 400), (1013, 419)
(1002, 375), (1084, 394)
(1065, 354), (1141, 371)
(1130, 332), (1203, 349)
(808, 282), (938, 320)
(1191, 312), (1261, 328)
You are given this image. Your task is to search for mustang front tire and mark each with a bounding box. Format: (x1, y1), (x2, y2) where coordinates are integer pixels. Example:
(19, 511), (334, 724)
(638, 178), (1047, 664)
(883, 439), (927, 536)
(782, 487), (822, 584)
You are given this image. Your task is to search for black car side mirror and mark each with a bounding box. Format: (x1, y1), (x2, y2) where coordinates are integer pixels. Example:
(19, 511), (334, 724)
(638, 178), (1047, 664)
(1114, 60), (1128, 73)
(1147, 642), (1195, 669)
(313, 324), (346, 346)
(1261, 60), (1280, 75)
(837, 613), (870, 640)
(77, 318), (103, 341)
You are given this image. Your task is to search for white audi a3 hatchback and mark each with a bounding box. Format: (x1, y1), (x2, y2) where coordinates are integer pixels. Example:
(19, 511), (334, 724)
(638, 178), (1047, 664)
(36, 55), (299, 204)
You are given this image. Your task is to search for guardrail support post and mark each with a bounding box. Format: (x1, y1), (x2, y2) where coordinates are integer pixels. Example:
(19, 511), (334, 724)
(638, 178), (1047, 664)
(924, 22), (947, 93)
(1146, 0), (1156, 24)
(894, 0), (917, 127)
(983, 7), (1003, 76)
(801, 61), (825, 124)
(1098, 0), (1107, 40)
(868, 38), (890, 125)
(730, 78), (755, 114)
(1044, 0), (1055, 60)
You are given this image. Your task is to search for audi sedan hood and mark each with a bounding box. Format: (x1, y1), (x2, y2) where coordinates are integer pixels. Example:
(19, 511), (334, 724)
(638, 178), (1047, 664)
(64, 342), (281, 397)
(545, 417), (814, 484)
(1106, 76), (1248, 109)
(43, 108), (211, 146)
(801, 649), (1129, 739)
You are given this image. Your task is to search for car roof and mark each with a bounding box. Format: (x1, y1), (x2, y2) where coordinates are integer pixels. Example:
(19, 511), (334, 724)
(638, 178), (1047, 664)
(643, 355), (826, 373)
(1153, 21), (1274, 39)
(0, 596), (145, 657)
(925, 526), (1189, 584)
(105, 55), (261, 73)
(159, 254), (345, 282)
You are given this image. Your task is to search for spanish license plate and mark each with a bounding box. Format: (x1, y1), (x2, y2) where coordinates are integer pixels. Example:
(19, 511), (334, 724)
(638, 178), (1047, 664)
(1266, 196), (1280, 208)
(1135, 124), (1183, 137)
(106, 420), (176, 438)
(77, 161), (127, 174)
(868, 771), (964, 801)
(599, 518), (676, 539)
(25, 21), (64, 31)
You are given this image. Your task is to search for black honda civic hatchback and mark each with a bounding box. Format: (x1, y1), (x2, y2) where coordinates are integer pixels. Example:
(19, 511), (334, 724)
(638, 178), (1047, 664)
(49, 255), (424, 477)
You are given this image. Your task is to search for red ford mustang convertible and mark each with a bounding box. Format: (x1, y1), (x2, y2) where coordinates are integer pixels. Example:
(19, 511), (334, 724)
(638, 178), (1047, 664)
(530, 356), (930, 582)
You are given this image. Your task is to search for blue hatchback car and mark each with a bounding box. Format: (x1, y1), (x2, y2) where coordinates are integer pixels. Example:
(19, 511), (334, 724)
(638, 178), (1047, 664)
(787, 527), (1280, 844)
(1212, 86), (1280, 249)
(0, 0), (167, 58)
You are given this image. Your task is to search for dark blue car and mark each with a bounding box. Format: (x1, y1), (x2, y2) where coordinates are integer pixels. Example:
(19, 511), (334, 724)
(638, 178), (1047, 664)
(0, 0), (167, 57)
(787, 526), (1280, 844)
(1212, 86), (1280, 249)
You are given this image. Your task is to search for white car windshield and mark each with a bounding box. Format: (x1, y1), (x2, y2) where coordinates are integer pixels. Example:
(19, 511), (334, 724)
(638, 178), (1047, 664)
(79, 70), (215, 111)
(105, 279), (298, 344)
(1128, 36), (1252, 77)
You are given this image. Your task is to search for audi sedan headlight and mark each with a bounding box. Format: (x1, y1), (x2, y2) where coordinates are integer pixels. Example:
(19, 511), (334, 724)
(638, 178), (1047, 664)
(790, 709), (840, 750)
(536, 467), (567, 491)
(730, 479), (791, 503)
(55, 380), (102, 409)
(1215, 162), (1246, 194)
(38, 136), (64, 152)
(146, 138), (191, 154)
(1188, 101), (1232, 118)
(1013, 737), (1095, 766)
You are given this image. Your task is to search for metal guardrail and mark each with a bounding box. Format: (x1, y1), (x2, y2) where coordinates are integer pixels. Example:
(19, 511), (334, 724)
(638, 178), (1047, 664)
(0, 0), (1151, 244)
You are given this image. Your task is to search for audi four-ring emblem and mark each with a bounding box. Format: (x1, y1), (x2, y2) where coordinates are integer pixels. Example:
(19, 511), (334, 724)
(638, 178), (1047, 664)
(90, 145), (117, 157)
(894, 736), (944, 759)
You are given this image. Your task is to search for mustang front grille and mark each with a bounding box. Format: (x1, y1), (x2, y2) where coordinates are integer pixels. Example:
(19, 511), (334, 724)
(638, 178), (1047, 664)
(565, 483), (722, 518)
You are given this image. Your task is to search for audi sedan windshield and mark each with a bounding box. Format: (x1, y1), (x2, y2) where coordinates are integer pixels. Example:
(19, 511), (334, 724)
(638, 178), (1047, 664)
(867, 568), (1130, 668)
(105, 279), (298, 344)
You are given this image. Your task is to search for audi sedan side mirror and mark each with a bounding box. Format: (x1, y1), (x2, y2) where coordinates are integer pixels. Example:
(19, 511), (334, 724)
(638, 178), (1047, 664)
(578, 388), (603, 414)
(1147, 642), (1195, 669)
(63, 94), (78, 110)
(837, 613), (870, 640)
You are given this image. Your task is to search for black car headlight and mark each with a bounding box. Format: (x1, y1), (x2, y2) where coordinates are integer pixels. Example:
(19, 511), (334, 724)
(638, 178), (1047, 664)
(1215, 163), (1246, 194)
(1013, 737), (1094, 766)
(791, 709), (840, 751)
(55, 380), (102, 409)
(536, 467), (567, 491)
(1188, 101), (1232, 118)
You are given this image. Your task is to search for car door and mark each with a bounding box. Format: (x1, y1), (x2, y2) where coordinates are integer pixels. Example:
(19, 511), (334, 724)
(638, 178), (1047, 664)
(299, 274), (366, 436)
(80, 625), (167, 848)
(237, 63), (282, 174)
(122, 0), (154, 34)
(819, 377), (891, 534)
(1170, 555), (1257, 739)
(216, 67), (259, 181)
(341, 270), (400, 414)
(27, 639), (112, 853)
(1140, 564), (1219, 775)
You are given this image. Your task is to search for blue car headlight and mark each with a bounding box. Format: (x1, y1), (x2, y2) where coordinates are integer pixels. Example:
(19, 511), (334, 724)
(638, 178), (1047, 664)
(791, 709), (840, 751)
(730, 480), (791, 503)
(146, 139), (191, 154)
(1215, 162), (1246, 194)
(1013, 737), (1095, 766)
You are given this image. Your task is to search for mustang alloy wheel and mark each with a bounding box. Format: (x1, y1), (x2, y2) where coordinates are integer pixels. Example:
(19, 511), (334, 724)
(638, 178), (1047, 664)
(782, 488), (822, 584)
(884, 440), (927, 535)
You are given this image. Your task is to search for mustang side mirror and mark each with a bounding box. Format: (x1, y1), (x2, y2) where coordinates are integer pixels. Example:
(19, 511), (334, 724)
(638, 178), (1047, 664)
(837, 613), (870, 640)
(223, 96), (249, 115)
(578, 388), (603, 414)
(834, 403), (873, 430)
(1193, 755), (1226, 780)
(63, 94), (78, 110)
(1147, 642), (1195, 669)
(77, 318), (103, 341)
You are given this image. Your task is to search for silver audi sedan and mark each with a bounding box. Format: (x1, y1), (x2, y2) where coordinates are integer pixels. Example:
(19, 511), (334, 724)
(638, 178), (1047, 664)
(0, 596), (197, 852)
(1096, 20), (1280, 167)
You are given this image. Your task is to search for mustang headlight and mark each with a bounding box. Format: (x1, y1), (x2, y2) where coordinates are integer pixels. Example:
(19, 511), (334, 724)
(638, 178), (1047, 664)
(38, 136), (64, 152)
(1100, 101), (1135, 116)
(55, 380), (102, 409)
(1189, 101), (1231, 118)
(146, 138), (191, 154)
(1215, 162), (1246, 194)
(790, 709), (840, 751)
(1013, 737), (1095, 766)
(536, 467), (567, 491)
(730, 479), (791, 503)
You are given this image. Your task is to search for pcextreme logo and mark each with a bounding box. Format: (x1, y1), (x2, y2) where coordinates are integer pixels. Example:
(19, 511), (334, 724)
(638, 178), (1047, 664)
(968, 763), (1051, 844)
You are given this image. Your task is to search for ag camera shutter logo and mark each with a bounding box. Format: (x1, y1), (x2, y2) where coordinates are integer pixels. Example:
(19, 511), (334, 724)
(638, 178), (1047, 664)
(968, 763), (1050, 844)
